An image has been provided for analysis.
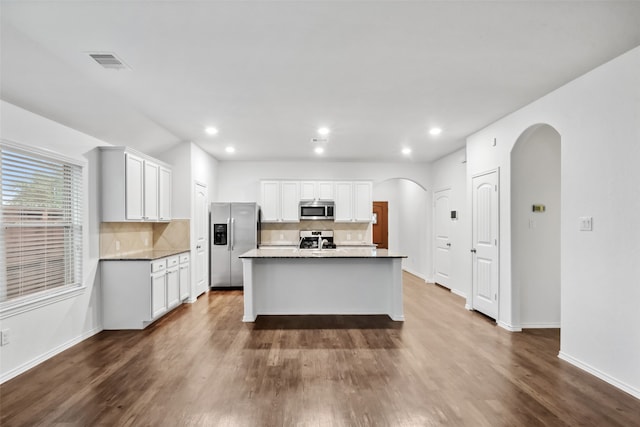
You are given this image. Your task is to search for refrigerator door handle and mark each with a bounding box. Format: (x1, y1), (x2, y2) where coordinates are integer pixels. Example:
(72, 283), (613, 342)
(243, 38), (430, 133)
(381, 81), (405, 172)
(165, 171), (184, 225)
(231, 217), (235, 251)
(227, 217), (231, 251)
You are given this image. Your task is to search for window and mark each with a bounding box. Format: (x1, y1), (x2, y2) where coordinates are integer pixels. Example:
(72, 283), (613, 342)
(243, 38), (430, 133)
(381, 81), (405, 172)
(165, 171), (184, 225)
(0, 141), (83, 308)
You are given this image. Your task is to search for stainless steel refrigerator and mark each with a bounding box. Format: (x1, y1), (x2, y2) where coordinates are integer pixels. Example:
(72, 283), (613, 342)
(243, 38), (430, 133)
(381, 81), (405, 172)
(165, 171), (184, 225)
(210, 202), (260, 288)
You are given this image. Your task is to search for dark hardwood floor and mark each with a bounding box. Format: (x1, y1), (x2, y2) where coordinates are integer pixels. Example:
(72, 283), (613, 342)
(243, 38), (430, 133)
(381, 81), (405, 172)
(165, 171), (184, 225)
(1, 272), (639, 426)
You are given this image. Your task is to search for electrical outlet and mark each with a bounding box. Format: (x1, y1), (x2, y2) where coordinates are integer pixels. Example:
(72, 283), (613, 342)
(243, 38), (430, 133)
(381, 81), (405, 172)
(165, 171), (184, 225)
(279, 233), (284, 241)
(579, 216), (593, 231)
(347, 233), (351, 241)
(144, 237), (149, 246)
(1, 329), (9, 346)
(357, 233), (362, 240)
(115, 240), (121, 251)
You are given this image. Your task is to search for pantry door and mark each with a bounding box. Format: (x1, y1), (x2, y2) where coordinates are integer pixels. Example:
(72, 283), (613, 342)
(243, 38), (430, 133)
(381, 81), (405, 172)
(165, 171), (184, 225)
(471, 170), (499, 319)
(194, 181), (208, 299)
(433, 189), (451, 288)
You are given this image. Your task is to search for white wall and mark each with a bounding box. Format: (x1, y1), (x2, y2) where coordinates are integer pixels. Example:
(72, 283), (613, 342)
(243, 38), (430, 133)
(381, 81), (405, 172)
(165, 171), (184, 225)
(156, 142), (192, 219)
(191, 143), (219, 202)
(511, 125), (561, 328)
(216, 161), (430, 202)
(373, 179), (430, 280)
(466, 47), (640, 398)
(0, 101), (105, 382)
(430, 148), (469, 298)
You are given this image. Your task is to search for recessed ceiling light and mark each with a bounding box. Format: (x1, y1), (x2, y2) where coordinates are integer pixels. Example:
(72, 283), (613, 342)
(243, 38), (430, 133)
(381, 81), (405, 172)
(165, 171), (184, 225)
(205, 127), (219, 136)
(402, 147), (412, 155)
(314, 146), (324, 154)
(429, 127), (442, 136)
(225, 146), (235, 153)
(317, 127), (330, 136)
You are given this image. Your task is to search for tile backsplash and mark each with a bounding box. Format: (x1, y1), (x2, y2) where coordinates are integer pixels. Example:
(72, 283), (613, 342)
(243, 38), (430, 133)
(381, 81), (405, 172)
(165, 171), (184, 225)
(261, 220), (371, 245)
(100, 219), (190, 257)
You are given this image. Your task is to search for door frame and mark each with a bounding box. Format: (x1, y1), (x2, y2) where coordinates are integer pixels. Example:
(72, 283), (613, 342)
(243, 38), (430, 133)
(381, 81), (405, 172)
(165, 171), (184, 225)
(470, 168), (500, 320)
(432, 186), (452, 288)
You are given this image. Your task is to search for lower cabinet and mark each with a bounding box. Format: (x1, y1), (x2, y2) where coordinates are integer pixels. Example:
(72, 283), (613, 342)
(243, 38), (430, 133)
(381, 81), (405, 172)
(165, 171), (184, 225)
(102, 251), (190, 330)
(179, 254), (190, 301)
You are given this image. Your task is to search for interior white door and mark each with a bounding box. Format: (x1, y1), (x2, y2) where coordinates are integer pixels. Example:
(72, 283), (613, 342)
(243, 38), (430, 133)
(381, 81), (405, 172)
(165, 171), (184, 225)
(194, 182), (208, 298)
(434, 188), (452, 288)
(472, 170), (499, 319)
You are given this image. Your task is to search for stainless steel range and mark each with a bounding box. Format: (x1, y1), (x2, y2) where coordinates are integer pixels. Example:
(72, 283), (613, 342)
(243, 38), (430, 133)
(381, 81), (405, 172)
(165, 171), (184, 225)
(299, 230), (336, 249)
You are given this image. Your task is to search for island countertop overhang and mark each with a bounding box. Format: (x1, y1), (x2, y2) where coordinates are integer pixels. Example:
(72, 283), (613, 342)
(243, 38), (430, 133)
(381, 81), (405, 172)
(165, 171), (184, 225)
(239, 248), (407, 259)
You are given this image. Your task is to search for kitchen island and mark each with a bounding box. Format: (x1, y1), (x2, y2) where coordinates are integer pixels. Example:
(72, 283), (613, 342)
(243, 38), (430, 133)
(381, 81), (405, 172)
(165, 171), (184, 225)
(239, 248), (406, 322)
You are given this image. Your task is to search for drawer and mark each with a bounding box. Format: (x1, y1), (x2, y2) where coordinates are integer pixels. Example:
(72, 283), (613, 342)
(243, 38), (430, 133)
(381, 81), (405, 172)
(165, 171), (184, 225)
(179, 253), (190, 264)
(167, 256), (180, 268)
(151, 259), (166, 273)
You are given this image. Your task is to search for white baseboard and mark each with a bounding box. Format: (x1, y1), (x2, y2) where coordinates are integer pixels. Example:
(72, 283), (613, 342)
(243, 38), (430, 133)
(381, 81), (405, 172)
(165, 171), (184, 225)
(451, 288), (467, 299)
(464, 303), (473, 310)
(1, 326), (103, 384)
(558, 351), (640, 400)
(497, 320), (522, 332)
(520, 322), (561, 329)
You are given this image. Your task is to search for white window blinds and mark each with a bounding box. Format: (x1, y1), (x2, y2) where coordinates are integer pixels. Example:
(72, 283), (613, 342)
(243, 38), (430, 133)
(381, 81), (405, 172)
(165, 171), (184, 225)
(0, 142), (83, 305)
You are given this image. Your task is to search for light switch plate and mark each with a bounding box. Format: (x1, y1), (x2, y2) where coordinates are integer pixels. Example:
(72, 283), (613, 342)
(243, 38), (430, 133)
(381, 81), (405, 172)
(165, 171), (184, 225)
(579, 216), (593, 231)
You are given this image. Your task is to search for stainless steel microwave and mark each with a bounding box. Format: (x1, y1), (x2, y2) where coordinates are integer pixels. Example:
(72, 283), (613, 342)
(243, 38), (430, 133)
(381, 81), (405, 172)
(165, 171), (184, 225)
(299, 200), (335, 220)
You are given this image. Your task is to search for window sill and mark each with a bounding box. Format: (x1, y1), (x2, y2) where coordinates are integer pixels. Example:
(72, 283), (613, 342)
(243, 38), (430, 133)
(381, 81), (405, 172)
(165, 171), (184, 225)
(0, 286), (87, 320)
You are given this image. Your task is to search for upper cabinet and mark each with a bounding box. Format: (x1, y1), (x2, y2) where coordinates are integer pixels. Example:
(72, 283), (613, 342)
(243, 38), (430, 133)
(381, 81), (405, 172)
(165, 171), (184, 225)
(260, 180), (300, 222)
(101, 147), (172, 222)
(159, 166), (172, 221)
(261, 179), (372, 223)
(300, 181), (335, 201)
(334, 181), (372, 223)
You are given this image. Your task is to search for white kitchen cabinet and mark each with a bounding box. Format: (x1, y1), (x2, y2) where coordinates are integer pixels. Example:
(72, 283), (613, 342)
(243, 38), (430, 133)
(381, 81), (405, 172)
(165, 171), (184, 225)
(166, 256), (180, 309)
(300, 181), (335, 201)
(159, 166), (172, 221)
(281, 181), (300, 221)
(260, 181), (281, 221)
(334, 182), (353, 222)
(334, 181), (373, 223)
(151, 258), (167, 318)
(300, 181), (316, 200)
(101, 251), (189, 330)
(144, 160), (159, 221)
(125, 153), (144, 220)
(353, 181), (373, 222)
(260, 180), (300, 222)
(317, 181), (335, 200)
(100, 147), (171, 222)
(179, 253), (190, 301)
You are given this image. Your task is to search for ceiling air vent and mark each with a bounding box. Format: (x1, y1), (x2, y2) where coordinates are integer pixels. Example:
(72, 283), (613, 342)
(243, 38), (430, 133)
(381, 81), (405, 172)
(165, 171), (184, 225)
(88, 53), (130, 70)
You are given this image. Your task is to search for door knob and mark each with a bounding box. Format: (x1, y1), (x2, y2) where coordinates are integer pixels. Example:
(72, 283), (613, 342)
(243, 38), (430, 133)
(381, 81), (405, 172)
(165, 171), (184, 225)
(446, 243), (451, 247)
(470, 248), (476, 253)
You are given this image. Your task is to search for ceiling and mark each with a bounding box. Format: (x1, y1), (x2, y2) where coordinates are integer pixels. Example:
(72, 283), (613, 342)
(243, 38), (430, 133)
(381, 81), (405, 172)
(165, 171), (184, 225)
(2, 1), (640, 163)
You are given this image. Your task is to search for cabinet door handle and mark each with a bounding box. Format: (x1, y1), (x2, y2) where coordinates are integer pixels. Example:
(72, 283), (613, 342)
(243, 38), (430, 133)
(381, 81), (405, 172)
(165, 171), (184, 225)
(470, 248), (476, 253)
(446, 243), (451, 247)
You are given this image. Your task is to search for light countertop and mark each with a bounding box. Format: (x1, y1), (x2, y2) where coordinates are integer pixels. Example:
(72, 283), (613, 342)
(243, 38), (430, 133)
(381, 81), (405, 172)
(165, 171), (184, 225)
(100, 249), (189, 261)
(240, 248), (406, 259)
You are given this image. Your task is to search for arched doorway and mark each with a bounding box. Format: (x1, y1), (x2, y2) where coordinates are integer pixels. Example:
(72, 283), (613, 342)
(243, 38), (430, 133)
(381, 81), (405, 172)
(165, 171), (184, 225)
(511, 124), (561, 329)
(374, 178), (429, 280)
